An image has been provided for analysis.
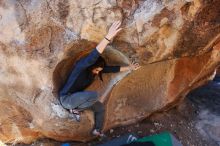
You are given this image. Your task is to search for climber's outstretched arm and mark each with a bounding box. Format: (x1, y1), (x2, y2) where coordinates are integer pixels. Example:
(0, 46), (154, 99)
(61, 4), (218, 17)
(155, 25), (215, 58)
(102, 60), (141, 73)
(120, 61), (141, 72)
(96, 21), (122, 54)
(76, 21), (122, 70)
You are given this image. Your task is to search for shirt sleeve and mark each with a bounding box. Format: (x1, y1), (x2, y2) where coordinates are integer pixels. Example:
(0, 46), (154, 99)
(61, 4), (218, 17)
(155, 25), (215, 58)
(75, 48), (101, 70)
(102, 66), (121, 73)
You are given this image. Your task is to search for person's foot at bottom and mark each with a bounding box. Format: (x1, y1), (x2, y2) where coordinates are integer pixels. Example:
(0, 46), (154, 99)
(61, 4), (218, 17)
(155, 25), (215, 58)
(92, 129), (105, 137)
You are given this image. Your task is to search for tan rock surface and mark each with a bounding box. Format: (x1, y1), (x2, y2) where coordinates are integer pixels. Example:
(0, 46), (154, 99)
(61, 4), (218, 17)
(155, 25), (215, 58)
(0, 0), (220, 144)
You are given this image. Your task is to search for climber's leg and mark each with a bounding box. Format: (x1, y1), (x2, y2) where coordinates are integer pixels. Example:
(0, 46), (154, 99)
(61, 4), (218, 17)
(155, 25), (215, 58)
(74, 94), (105, 131)
(60, 91), (105, 136)
(60, 91), (98, 110)
(88, 101), (105, 131)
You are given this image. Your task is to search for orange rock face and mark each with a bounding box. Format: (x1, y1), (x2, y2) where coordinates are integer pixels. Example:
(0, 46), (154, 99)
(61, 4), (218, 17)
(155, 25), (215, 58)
(0, 0), (220, 144)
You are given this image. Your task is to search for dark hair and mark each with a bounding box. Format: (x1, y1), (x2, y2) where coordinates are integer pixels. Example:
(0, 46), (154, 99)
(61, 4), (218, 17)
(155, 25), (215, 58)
(87, 56), (106, 81)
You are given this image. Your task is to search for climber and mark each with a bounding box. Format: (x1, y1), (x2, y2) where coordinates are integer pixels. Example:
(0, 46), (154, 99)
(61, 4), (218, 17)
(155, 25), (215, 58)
(59, 21), (141, 137)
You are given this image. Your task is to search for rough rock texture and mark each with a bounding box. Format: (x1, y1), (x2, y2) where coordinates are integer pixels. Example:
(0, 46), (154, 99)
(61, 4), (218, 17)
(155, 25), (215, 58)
(217, 68), (220, 75)
(0, 0), (220, 144)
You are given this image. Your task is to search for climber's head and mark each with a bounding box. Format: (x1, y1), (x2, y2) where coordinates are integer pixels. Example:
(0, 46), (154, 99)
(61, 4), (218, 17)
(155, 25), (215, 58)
(88, 56), (106, 81)
(92, 67), (103, 75)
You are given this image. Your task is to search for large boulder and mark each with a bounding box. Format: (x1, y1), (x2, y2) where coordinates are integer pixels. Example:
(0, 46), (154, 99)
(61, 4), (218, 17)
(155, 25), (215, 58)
(0, 0), (219, 144)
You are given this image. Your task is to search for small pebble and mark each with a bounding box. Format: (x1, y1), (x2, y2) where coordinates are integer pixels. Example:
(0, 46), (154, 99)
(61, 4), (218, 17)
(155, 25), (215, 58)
(150, 129), (155, 133)
(154, 122), (160, 126)
(135, 124), (140, 128)
(110, 129), (114, 134)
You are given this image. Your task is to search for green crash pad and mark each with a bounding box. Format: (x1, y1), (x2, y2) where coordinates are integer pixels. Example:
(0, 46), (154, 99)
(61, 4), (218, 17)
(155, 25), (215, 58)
(135, 132), (182, 146)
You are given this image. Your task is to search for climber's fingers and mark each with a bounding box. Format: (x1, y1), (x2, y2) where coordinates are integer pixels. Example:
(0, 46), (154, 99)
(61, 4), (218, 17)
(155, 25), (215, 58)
(130, 61), (141, 71)
(106, 21), (122, 40)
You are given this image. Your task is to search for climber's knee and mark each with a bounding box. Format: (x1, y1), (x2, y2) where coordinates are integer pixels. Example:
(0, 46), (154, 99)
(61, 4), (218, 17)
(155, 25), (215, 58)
(91, 101), (105, 113)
